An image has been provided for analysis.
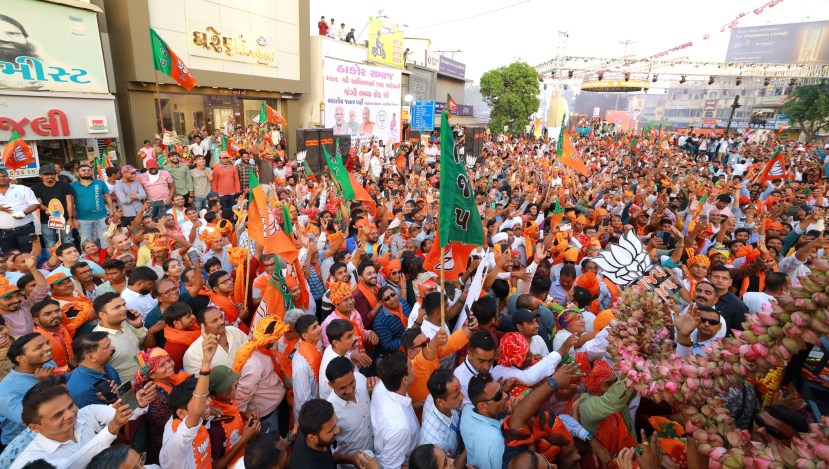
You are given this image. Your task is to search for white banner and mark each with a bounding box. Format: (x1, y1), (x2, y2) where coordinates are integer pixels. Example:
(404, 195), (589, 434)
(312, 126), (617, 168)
(323, 59), (402, 145)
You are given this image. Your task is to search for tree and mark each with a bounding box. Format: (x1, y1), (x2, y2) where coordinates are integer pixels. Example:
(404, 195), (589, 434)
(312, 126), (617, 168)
(778, 84), (829, 142)
(480, 62), (540, 135)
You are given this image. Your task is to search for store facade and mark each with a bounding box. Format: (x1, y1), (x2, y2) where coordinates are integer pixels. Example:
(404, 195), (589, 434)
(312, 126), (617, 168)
(102, 0), (310, 162)
(0, 0), (120, 178)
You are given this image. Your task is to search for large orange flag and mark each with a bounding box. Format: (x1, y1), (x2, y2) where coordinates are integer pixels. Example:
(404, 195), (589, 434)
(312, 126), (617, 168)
(559, 129), (590, 176)
(348, 173), (376, 217)
(247, 168), (298, 263)
(424, 231), (477, 281)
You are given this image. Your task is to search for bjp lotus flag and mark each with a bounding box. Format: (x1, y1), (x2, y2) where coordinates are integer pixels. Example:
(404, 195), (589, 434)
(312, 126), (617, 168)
(447, 94), (458, 113)
(757, 146), (787, 183)
(424, 231), (477, 281)
(259, 101), (288, 125)
(149, 28), (197, 90)
(2, 130), (34, 170)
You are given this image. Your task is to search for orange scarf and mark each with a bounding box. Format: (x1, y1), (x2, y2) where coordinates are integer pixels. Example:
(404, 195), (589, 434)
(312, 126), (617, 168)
(171, 419), (212, 469)
(34, 326), (73, 368)
(595, 412), (637, 455)
(210, 398), (246, 466)
(164, 324), (201, 346)
(207, 291), (249, 333)
(297, 340), (322, 383)
(53, 293), (95, 332)
(384, 303), (408, 330)
(153, 372), (189, 394)
(277, 337), (299, 380)
(356, 281), (379, 308)
(336, 310), (366, 353)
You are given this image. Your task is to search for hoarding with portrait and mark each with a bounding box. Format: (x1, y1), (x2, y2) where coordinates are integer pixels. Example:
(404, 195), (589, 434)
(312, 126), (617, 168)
(323, 59), (402, 145)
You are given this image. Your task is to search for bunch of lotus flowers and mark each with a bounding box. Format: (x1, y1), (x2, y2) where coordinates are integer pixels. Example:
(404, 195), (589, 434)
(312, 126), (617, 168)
(607, 259), (829, 467)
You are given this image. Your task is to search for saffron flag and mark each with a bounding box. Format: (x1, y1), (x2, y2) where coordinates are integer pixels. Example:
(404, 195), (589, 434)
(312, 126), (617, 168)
(550, 197), (565, 227)
(268, 264), (295, 311)
(2, 130), (34, 170)
(438, 109), (483, 247)
(447, 94), (458, 113)
(559, 129), (590, 176)
(247, 168), (298, 263)
(424, 231), (477, 281)
(757, 147), (787, 183)
(259, 101), (288, 125)
(149, 28), (196, 91)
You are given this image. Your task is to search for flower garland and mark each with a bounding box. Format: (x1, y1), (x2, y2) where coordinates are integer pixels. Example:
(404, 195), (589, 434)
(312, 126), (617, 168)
(607, 259), (829, 468)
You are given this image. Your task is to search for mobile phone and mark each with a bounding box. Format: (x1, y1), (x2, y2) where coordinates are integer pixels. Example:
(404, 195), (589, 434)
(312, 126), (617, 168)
(490, 203), (496, 210)
(93, 378), (118, 403)
(602, 217), (610, 227)
(187, 250), (200, 266)
(118, 382), (140, 410)
(559, 222), (572, 232)
(126, 310), (139, 321)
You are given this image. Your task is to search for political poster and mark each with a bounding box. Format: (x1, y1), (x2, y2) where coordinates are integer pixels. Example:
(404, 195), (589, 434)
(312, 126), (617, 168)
(46, 199), (66, 230)
(367, 18), (405, 69)
(323, 58), (402, 146)
(0, 0), (108, 93)
(0, 140), (39, 178)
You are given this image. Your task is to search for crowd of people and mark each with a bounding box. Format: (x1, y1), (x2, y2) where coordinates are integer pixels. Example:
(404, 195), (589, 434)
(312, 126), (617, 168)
(318, 16), (357, 45)
(0, 112), (827, 469)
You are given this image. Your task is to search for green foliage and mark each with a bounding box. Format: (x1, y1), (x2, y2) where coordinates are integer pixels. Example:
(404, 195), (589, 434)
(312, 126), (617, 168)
(479, 62), (540, 134)
(779, 84), (829, 142)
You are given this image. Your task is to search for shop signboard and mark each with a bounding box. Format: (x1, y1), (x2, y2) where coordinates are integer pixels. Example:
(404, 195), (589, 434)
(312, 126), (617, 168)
(725, 21), (829, 64)
(434, 102), (474, 117)
(438, 56), (466, 80)
(410, 100), (435, 132)
(367, 18), (405, 69)
(0, 94), (119, 142)
(0, 0), (109, 93)
(323, 58), (402, 145)
(425, 51), (441, 71)
(188, 21), (276, 66)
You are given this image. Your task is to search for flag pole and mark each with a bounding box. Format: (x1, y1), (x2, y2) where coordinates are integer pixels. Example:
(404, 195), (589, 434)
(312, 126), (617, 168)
(243, 248), (252, 309)
(440, 245), (446, 329)
(153, 69), (165, 133)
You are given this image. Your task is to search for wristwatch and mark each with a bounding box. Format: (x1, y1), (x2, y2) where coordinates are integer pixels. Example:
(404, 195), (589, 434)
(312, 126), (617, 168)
(546, 376), (559, 392)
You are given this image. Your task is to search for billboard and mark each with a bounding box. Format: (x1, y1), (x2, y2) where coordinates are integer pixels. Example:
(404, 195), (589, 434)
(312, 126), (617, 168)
(0, 0), (108, 93)
(367, 18), (405, 68)
(411, 100), (436, 132)
(323, 59), (402, 145)
(725, 21), (829, 64)
(605, 110), (632, 131)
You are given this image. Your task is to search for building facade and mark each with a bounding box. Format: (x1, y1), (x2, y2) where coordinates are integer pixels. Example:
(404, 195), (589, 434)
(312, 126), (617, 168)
(102, 0), (310, 163)
(0, 0), (120, 179)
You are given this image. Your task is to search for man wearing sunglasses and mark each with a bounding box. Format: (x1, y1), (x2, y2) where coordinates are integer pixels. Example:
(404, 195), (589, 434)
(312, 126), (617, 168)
(674, 303), (726, 357)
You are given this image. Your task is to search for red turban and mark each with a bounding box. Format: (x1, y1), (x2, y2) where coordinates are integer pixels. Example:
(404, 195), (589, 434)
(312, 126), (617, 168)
(583, 359), (615, 395)
(498, 332), (529, 368)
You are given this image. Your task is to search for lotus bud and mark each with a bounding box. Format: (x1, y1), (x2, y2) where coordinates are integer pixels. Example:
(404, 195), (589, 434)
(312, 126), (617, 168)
(697, 443), (714, 455)
(782, 337), (804, 353)
(710, 447), (727, 461)
(792, 312), (811, 327)
(801, 328), (822, 344)
(708, 433), (725, 448)
(749, 323), (768, 335)
(681, 364), (699, 378)
(812, 292), (829, 307)
(722, 456), (744, 469)
(740, 344), (758, 360)
(666, 381), (680, 392)
(795, 460), (817, 469)
(814, 443), (829, 461)
(751, 343), (769, 358)
(767, 325), (784, 338)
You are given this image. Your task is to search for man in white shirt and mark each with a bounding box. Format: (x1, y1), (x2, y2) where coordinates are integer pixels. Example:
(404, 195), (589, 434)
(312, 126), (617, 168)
(188, 135), (206, 157)
(742, 271), (789, 315)
(0, 168), (40, 254)
(779, 237), (826, 282)
(11, 375), (155, 469)
(371, 351), (420, 469)
(182, 306), (248, 374)
(292, 314), (324, 421)
(319, 319), (370, 400)
(119, 266), (159, 319)
(325, 356), (375, 466)
(513, 308), (549, 356)
(92, 292), (148, 383)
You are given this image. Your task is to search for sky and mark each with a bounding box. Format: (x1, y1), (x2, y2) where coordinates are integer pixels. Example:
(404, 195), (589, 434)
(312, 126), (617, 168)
(311, 0), (827, 81)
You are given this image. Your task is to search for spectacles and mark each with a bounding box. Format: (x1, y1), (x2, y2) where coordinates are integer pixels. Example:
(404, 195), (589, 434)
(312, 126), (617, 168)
(382, 291), (397, 301)
(699, 317), (720, 326)
(754, 414), (788, 440)
(133, 451), (147, 469)
(478, 384), (504, 403)
(412, 337), (430, 349)
(390, 270), (401, 275)
(158, 287), (178, 296)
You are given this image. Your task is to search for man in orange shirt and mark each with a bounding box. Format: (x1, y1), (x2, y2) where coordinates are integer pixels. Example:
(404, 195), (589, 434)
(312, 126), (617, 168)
(403, 314), (477, 408)
(211, 151), (241, 210)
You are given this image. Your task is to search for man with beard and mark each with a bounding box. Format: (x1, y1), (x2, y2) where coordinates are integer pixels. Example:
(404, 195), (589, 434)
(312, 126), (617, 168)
(32, 297), (91, 369)
(70, 164), (113, 248)
(0, 15), (44, 90)
(137, 159), (174, 220)
(31, 165), (76, 249)
(0, 333), (56, 446)
(352, 263), (381, 329)
(290, 399), (356, 469)
(0, 169), (40, 254)
(163, 152), (194, 206)
(119, 266), (158, 320)
(333, 106), (348, 134)
(709, 265), (748, 335)
(47, 271), (97, 343)
(325, 356), (376, 466)
(113, 165), (146, 227)
(92, 292), (147, 383)
(358, 107), (375, 136)
(65, 331), (121, 408)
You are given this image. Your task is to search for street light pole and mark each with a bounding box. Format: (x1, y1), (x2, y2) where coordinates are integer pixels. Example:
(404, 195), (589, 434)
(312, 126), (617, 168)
(723, 95), (741, 139)
(615, 40), (636, 112)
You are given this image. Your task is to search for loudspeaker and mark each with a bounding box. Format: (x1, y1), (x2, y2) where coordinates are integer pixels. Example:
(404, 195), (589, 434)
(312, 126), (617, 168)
(296, 128), (338, 176)
(407, 130), (421, 147)
(464, 127), (486, 164)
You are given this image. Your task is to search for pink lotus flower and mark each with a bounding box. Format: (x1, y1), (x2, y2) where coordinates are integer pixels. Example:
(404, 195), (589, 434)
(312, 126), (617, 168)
(665, 381), (679, 392)
(751, 343), (769, 358)
(755, 313), (778, 326)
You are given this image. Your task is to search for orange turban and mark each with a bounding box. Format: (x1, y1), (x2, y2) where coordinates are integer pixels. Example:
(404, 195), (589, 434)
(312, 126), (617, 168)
(686, 255), (710, 268)
(199, 229), (222, 248)
(765, 220), (783, 231)
(563, 247), (579, 262)
(575, 272), (600, 298)
(329, 281), (353, 305)
(217, 219), (234, 236)
(380, 257), (401, 279)
(285, 275), (300, 289)
(735, 245), (761, 263)
(575, 215), (589, 226)
(232, 315), (288, 373)
(148, 233), (171, 252)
